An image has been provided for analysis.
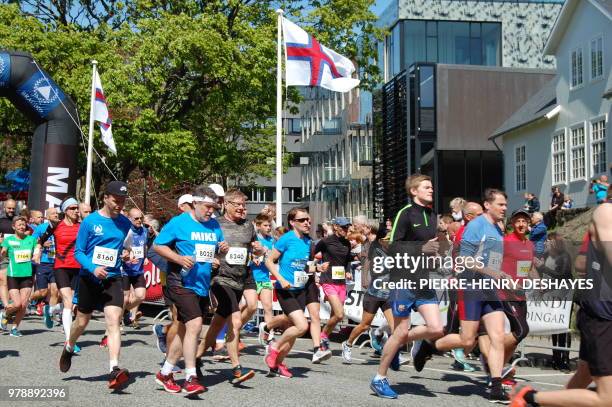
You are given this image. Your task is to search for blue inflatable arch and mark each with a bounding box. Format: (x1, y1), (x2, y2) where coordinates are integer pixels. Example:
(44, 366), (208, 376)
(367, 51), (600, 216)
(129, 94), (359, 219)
(0, 51), (79, 210)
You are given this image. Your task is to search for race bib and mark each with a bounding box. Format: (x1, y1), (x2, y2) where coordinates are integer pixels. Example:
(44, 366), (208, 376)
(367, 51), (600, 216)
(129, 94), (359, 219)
(195, 243), (215, 263)
(226, 247), (248, 265)
(488, 252), (502, 271)
(132, 246), (145, 259)
(93, 246), (118, 267)
(332, 266), (345, 280)
(516, 260), (531, 278)
(14, 249), (32, 263)
(294, 270), (309, 288)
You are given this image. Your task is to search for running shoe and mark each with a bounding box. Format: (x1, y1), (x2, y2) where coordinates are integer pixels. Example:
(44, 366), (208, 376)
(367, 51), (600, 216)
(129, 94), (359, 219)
(258, 322), (269, 345)
(0, 310), (8, 331)
(59, 345), (74, 372)
(65, 342), (81, 354)
(182, 376), (206, 395)
(509, 384), (535, 407)
(502, 378), (518, 387)
(411, 340), (434, 372)
(108, 367), (130, 390)
(36, 301), (44, 316)
(488, 386), (510, 404)
(312, 348), (332, 364)
(276, 363), (293, 378)
(370, 377), (398, 399)
(9, 328), (22, 337)
(320, 337), (330, 352)
(390, 350), (401, 371)
(369, 328), (383, 352)
(231, 366), (255, 384)
(152, 324), (167, 354)
(155, 371), (181, 393)
(341, 341), (352, 364)
(452, 360), (476, 372)
(100, 335), (108, 348)
(265, 345), (279, 370)
(43, 304), (53, 329)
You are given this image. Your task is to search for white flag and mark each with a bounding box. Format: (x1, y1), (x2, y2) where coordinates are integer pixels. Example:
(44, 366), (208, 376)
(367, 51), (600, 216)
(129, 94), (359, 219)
(92, 69), (116, 154)
(282, 17), (360, 93)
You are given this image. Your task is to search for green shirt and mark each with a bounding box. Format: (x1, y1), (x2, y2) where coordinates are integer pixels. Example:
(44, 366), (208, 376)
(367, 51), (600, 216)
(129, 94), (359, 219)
(1, 235), (36, 278)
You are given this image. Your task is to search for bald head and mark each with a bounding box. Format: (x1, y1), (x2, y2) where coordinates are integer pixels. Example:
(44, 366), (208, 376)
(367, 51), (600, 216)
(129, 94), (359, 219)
(46, 207), (60, 222)
(79, 203), (91, 220)
(129, 208), (143, 228)
(29, 210), (43, 226)
(3, 199), (16, 218)
(463, 202), (483, 222)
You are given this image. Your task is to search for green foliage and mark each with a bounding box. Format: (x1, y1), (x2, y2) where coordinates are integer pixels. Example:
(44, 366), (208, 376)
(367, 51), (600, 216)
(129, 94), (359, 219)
(0, 1), (379, 190)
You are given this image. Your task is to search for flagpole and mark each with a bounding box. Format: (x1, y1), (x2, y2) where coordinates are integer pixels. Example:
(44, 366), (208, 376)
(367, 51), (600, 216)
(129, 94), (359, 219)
(84, 60), (98, 206)
(275, 9), (283, 227)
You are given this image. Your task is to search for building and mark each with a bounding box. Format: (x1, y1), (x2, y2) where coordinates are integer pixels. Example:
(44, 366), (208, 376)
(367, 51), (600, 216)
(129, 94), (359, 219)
(490, 0), (611, 211)
(371, 0), (563, 219)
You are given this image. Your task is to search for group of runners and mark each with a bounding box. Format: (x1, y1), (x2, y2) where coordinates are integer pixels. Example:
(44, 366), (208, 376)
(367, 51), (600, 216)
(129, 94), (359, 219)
(0, 174), (610, 406)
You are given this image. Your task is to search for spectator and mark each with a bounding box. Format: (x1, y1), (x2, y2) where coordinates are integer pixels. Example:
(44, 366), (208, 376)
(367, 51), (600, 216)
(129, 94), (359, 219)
(561, 195), (573, 209)
(529, 212), (547, 257)
(547, 187), (564, 228)
(533, 232), (573, 371)
(524, 192), (540, 213)
(590, 174), (609, 204)
(449, 197), (466, 223)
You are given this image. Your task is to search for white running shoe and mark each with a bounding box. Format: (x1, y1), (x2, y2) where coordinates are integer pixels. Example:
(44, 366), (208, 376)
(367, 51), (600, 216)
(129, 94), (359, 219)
(341, 341), (352, 364)
(312, 348), (332, 364)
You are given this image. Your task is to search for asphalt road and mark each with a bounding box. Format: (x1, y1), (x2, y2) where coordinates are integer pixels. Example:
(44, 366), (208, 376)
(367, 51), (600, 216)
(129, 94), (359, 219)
(0, 312), (574, 407)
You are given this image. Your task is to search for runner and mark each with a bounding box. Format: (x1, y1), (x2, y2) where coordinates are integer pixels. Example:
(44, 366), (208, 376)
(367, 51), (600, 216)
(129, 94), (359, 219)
(79, 203), (92, 221)
(37, 198), (82, 350)
(413, 188), (510, 403)
(370, 174), (444, 399)
(317, 217), (353, 353)
(264, 207), (321, 377)
(0, 198), (16, 314)
(0, 216), (37, 336)
(31, 207), (61, 328)
(200, 188), (260, 384)
(153, 186), (226, 395)
(478, 209), (536, 386)
(510, 197), (612, 407)
(122, 208), (148, 328)
(59, 181), (133, 390)
(342, 224), (395, 363)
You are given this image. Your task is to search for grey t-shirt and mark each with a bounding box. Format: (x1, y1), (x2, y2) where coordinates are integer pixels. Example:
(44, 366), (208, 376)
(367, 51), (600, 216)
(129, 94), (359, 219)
(212, 217), (257, 290)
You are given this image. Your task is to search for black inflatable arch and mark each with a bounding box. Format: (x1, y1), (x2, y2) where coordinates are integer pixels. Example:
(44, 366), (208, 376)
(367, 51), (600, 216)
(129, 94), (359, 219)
(0, 50), (78, 210)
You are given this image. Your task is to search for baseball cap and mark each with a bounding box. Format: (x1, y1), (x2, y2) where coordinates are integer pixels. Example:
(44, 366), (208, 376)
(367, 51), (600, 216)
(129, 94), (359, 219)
(333, 217), (351, 227)
(208, 183), (225, 198)
(105, 181), (128, 196)
(178, 194), (193, 206)
(510, 208), (531, 220)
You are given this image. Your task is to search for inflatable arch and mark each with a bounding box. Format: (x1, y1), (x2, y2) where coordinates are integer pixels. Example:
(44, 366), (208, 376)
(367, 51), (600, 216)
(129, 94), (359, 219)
(0, 51), (78, 210)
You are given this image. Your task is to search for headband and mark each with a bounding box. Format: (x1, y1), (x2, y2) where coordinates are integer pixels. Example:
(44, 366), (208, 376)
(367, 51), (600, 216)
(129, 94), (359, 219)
(61, 198), (79, 213)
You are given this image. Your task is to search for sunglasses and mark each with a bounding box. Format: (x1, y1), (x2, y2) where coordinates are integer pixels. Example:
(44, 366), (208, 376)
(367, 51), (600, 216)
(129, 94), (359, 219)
(294, 218), (311, 223)
(132, 217), (143, 220)
(66, 206), (79, 211)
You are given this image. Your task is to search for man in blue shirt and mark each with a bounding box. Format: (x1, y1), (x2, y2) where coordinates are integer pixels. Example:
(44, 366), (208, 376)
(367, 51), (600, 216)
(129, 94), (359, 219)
(529, 212), (547, 258)
(153, 186), (227, 395)
(122, 208), (148, 327)
(413, 189), (510, 403)
(59, 181), (133, 391)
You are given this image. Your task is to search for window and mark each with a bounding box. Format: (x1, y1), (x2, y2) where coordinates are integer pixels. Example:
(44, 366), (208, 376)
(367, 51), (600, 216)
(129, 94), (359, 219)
(590, 36), (603, 80)
(288, 187), (302, 203)
(515, 145), (526, 192)
(570, 47), (583, 88)
(552, 130), (567, 184)
(591, 118), (607, 175)
(285, 118), (301, 134)
(570, 124), (586, 180)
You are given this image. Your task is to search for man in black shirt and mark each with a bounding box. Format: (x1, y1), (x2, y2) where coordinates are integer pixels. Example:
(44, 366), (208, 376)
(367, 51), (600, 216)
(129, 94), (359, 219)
(370, 174), (444, 399)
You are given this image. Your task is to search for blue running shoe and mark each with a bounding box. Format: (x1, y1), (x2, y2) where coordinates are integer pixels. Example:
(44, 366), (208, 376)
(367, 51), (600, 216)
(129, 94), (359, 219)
(153, 324), (167, 354)
(370, 377), (398, 399)
(43, 304), (53, 329)
(369, 329), (383, 352)
(73, 343), (81, 354)
(9, 328), (22, 337)
(390, 350), (401, 371)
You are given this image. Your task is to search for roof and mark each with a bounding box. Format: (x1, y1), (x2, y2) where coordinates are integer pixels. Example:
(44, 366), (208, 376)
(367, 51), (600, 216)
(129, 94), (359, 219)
(544, 0), (612, 55)
(490, 77), (558, 139)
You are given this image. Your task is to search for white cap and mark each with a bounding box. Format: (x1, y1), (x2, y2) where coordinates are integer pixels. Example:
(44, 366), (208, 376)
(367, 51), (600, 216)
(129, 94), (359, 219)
(208, 183), (225, 198)
(178, 194), (193, 206)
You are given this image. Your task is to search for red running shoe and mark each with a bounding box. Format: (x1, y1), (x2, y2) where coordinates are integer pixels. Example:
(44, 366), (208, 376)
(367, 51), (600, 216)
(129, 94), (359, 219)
(108, 367), (130, 390)
(100, 335), (108, 348)
(155, 371), (181, 393)
(36, 302), (45, 316)
(182, 376), (206, 395)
